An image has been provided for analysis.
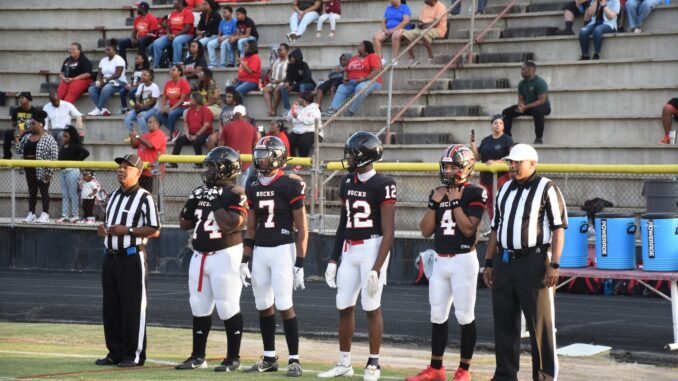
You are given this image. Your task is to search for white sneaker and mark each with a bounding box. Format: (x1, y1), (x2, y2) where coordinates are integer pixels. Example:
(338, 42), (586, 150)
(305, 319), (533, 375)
(23, 212), (36, 223)
(363, 365), (380, 381)
(86, 217), (97, 224)
(69, 215), (80, 223)
(88, 108), (102, 116)
(56, 215), (69, 223)
(36, 212), (50, 223)
(318, 364), (354, 378)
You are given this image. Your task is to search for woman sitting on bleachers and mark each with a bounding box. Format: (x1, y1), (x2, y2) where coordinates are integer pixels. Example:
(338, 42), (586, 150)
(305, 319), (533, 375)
(579, 0), (620, 60)
(57, 43), (93, 104)
(87, 39), (127, 116)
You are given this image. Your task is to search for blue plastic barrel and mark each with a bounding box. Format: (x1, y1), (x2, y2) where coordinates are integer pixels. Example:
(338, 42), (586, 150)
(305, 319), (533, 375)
(641, 213), (678, 272)
(595, 213), (637, 270)
(561, 211), (589, 268)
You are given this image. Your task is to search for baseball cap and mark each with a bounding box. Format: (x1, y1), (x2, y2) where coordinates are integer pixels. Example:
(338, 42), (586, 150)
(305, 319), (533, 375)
(503, 143), (538, 162)
(115, 153), (144, 171)
(31, 110), (47, 125)
(136, 1), (150, 11)
(18, 91), (32, 101)
(233, 105), (246, 116)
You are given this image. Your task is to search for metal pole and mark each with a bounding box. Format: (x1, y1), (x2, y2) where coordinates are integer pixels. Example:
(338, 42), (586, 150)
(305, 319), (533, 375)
(468, 0), (477, 64)
(385, 65), (395, 144)
(10, 167), (16, 227)
(158, 174), (165, 223)
(492, 171), (498, 206)
(311, 118), (320, 230)
(667, 280), (678, 351)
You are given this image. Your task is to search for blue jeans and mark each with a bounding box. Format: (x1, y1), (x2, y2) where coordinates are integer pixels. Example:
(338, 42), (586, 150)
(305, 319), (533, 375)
(124, 108), (156, 133)
(146, 107), (186, 135)
(60, 168), (80, 217)
(207, 36), (235, 67)
(233, 80), (259, 97)
(119, 86), (137, 109)
(152, 34), (194, 67)
(118, 36), (155, 64)
(290, 11), (319, 36)
(579, 23), (615, 56)
(626, 0), (662, 29)
(235, 36), (257, 57)
(330, 80), (382, 114)
(451, 0), (488, 14)
(280, 82), (316, 111)
(88, 82), (124, 110)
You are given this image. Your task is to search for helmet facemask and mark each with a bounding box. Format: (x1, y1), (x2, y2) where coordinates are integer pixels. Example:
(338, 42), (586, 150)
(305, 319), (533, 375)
(254, 148), (283, 176)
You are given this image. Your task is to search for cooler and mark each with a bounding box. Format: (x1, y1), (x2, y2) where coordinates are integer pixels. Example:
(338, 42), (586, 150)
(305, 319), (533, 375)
(641, 213), (678, 272)
(561, 211), (589, 268)
(595, 212), (637, 270)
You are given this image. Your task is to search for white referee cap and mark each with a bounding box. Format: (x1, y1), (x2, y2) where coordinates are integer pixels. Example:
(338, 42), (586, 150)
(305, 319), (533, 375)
(503, 143), (538, 162)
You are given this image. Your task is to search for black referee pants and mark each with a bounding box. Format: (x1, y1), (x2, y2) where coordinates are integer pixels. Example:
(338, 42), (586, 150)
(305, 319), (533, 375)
(102, 251), (147, 365)
(491, 251), (557, 381)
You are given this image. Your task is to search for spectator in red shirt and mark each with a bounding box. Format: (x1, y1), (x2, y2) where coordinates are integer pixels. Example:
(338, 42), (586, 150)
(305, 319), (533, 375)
(151, 0), (195, 68)
(118, 2), (159, 66)
(168, 92), (213, 168)
(230, 40), (261, 97)
(266, 119), (290, 154)
(57, 42), (93, 104)
(219, 105), (258, 172)
(324, 40), (382, 117)
(147, 64), (191, 142)
(128, 114), (167, 192)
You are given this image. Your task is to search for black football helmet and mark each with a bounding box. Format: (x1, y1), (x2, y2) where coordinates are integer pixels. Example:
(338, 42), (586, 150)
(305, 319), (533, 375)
(202, 146), (242, 186)
(341, 131), (383, 172)
(439, 144), (475, 186)
(253, 136), (288, 175)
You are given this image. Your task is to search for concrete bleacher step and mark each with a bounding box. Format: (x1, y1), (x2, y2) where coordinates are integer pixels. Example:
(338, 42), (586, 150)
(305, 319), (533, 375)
(475, 51), (535, 63)
(483, 4), (527, 14)
(405, 79), (450, 90)
(500, 26), (559, 38)
(393, 133), (456, 145)
(451, 78), (511, 90)
(378, 106), (425, 118)
(527, 1), (570, 13)
(422, 105), (483, 117)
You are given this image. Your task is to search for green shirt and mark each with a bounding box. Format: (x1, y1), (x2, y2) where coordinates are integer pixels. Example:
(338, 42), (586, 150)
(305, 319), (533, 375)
(518, 75), (549, 106)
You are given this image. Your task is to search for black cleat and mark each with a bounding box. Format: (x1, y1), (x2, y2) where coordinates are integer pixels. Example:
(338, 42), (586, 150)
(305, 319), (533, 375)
(117, 360), (141, 368)
(175, 356), (207, 370)
(95, 357), (118, 366)
(243, 357), (279, 373)
(215, 357), (241, 372)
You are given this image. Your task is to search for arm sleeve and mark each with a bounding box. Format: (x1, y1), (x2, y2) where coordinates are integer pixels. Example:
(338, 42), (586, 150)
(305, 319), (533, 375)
(223, 186), (248, 216)
(331, 201), (347, 261)
(378, 177), (397, 205)
(545, 182), (568, 230)
(77, 145), (90, 161)
(287, 177), (306, 210)
(466, 186), (488, 219)
(180, 196), (198, 221)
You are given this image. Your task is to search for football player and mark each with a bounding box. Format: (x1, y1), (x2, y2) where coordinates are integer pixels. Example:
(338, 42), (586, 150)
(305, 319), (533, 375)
(242, 136), (308, 377)
(175, 147), (249, 372)
(319, 131), (396, 381)
(405, 144), (487, 381)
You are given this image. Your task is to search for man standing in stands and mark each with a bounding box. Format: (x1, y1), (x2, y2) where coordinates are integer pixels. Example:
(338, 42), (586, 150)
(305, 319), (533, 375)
(118, 1), (159, 65)
(219, 105), (259, 186)
(43, 91), (84, 148)
(4, 92), (39, 159)
(501, 61), (551, 144)
(129, 115), (166, 193)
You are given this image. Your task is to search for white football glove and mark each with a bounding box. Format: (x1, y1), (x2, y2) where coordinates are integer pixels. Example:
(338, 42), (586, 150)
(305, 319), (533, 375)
(239, 263), (251, 288)
(366, 270), (380, 297)
(325, 262), (337, 288)
(293, 266), (305, 290)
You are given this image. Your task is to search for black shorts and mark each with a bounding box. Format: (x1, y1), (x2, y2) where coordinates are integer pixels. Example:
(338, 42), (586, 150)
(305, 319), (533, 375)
(317, 77), (343, 93)
(563, 0), (591, 16)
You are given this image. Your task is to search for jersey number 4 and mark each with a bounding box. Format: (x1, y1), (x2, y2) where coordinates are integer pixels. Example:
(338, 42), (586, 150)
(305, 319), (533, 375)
(193, 209), (222, 239)
(345, 200), (373, 228)
(440, 209), (456, 236)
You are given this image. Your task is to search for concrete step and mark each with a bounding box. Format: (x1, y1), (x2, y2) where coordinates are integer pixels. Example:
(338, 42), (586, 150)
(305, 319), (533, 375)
(500, 26), (559, 38)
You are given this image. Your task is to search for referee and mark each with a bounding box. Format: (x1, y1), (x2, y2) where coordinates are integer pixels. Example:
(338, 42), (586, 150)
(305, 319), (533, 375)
(96, 153), (160, 368)
(482, 144), (567, 381)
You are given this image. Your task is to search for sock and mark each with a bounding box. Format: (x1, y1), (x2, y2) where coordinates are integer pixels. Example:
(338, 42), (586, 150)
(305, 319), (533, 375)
(224, 313), (243, 359)
(260, 314), (277, 362)
(366, 355), (379, 367)
(192, 315), (212, 358)
(459, 320), (477, 361)
(339, 351), (351, 367)
(564, 21), (573, 32)
(459, 361), (470, 371)
(283, 317), (300, 359)
(430, 321), (448, 369)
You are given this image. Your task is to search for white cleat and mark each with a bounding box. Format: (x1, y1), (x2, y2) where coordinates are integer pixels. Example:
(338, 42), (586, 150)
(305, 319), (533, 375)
(363, 365), (381, 381)
(318, 364), (354, 378)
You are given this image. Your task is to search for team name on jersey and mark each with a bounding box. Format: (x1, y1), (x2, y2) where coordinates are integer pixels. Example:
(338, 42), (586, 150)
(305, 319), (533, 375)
(347, 190), (367, 197)
(256, 190), (275, 197)
(439, 201), (455, 208)
(197, 201), (212, 208)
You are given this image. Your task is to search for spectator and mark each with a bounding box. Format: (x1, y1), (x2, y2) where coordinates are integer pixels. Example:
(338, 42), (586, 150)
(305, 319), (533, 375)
(560, 0), (591, 35)
(57, 42), (93, 104)
(501, 61), (551, 144)
(266, 119), (290, 154)
(316, 0), (341, 38)
(151, 64), (192, 142)
(120, 53), (150, 114)
(280, 48), (315, 114)
(324, 41), (382, 117)
(263, 43), (290, 116)
(469, 115), (514, 222)
(16, 110), (58, 224)
(4, 92), (39, 159)
(373, 0), (413, 60)
(196, 67), (221, 116)
(232, 7), (259, 60)
(118, 1), (159, 65)
(230, 40), (261, 97)
(196, 0), (221, 48)
(129, 114), (167, 192)
(87, 39), (127, 116)
(182, 40), (208, 84)
(43, 91), (84, 147)
(151, 0), (195, 68)
(579, 0), (620, 60)
(315, 52), (351, 109)
(626, 0), (661, 33)
(207, 5), (238, 68)
(207, 87), (242, 150)
(124, 69), (160, 134)
(79, 170), (101, 224)
(219, 104), (258, 186)
(288, 0), (322, 43)
(659, 97), (678, 144)
(450, 0), (487, 15)
(392, 0), (448, 66)
(57, 125), (89, 223)
(287, 91), (321, 158)
(169, 92), (213, 167)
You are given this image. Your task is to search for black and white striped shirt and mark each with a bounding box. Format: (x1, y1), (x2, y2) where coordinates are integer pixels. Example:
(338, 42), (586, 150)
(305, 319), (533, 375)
(491, 173), (568, 250)
(104, 185), (160, 250)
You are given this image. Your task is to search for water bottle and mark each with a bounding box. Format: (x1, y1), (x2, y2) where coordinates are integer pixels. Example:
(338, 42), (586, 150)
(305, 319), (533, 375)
(603, 279), (614, 295)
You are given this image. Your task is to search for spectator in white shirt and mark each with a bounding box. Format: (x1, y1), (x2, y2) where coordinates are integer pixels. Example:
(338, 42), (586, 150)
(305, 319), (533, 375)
(43, 91), (84, 147)
(87, 39), (128, 116)
(286, 91), (321, 159)
(124, 69), (161, 135)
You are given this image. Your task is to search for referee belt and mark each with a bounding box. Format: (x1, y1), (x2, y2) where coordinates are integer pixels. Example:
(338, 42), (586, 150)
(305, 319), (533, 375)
(104, 246), (142, 257)
(503, 245), (549, 260)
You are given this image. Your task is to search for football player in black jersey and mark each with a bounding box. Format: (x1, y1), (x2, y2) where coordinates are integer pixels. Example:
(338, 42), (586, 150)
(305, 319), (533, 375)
(406, 144), (487, 381)
(319, 132), (396, 381)
(175, 147), (248, 372)
(242, 136), (308, 377)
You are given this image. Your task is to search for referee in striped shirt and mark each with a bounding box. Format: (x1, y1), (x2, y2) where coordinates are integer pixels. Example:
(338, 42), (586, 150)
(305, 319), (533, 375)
(96, 153), (160, 368)
(482, 144), (567, 381)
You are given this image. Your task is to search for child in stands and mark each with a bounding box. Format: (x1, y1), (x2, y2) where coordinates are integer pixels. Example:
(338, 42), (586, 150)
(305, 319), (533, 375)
(79, 170), (101, 224)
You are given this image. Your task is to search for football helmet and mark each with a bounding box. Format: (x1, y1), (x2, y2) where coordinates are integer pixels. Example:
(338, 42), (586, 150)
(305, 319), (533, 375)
(253, 136), (288, 175)
(439, 144), (475, 186)
(202, 146), (242, 186)
(341, 131), (383, 172)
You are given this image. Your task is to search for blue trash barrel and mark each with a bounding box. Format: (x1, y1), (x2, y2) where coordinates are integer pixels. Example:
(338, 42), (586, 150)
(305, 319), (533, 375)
(595, 212), (637, 270)
(561, 211), (589, 268)
(641, 213), (678, 272)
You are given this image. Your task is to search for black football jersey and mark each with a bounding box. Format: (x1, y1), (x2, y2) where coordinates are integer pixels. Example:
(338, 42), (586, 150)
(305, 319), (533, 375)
(246, 172), (306, 247)
(181, 185), (248, 252)
(340, 172), (397, 240)
(431, 183), (487, 253)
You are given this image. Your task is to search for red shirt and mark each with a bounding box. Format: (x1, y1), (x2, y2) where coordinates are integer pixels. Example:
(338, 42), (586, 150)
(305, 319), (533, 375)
(163, 78), (191, 107)
(220, 119), (259, 170)
(185, 0), (204, 11)
(266, 131), (290, 154)
(185, 105), (214, 135)
(134, 13), (159, 38)
(168, 8), (195, 35)
(135, 129), (167, 177)
(237, 54), (261, 84)
(346, 53), (382, 84)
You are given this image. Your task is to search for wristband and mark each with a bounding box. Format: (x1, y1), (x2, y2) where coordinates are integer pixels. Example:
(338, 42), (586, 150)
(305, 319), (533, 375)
(450, 199), (461, 209)
(295, 257), (305, 267)
(428, 199), (440, 210)
(241, 254), (251, 264)
(484, 259), (493, 268)
(243, 238), (255, 249)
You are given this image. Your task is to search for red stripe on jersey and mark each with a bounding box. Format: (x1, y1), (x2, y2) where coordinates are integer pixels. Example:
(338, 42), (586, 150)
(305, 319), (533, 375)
(381, 199), (396, 205)
(289, 195), (305, 205)
(469, 201), (486, 208)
